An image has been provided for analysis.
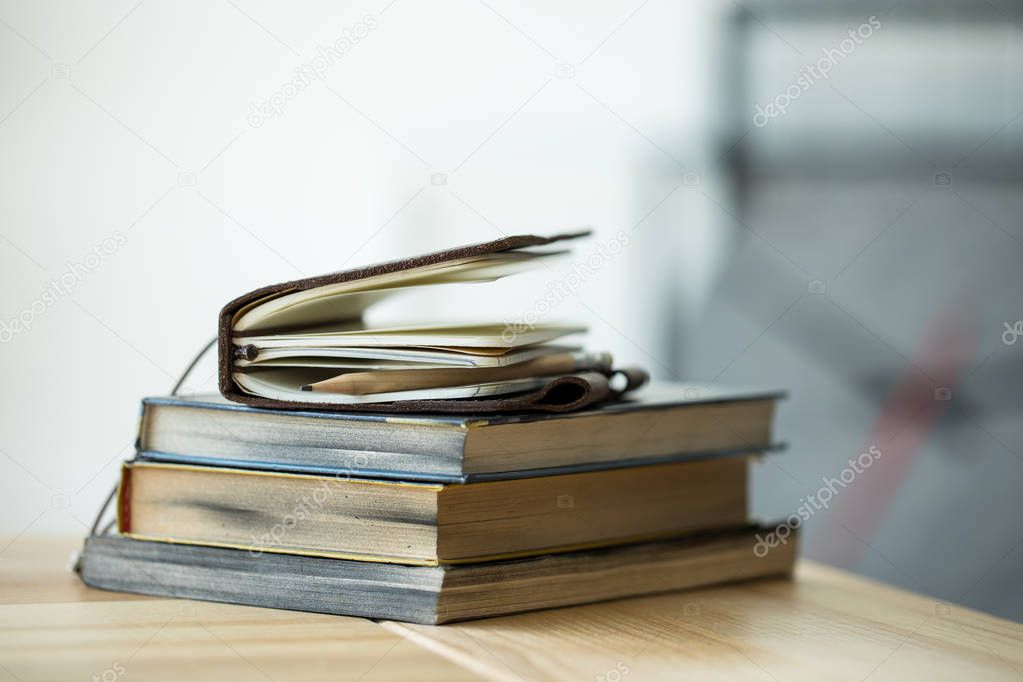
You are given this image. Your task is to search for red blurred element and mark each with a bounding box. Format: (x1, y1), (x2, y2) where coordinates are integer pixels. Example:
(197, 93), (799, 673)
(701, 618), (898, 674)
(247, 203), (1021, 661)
(809, 308), (976, 569)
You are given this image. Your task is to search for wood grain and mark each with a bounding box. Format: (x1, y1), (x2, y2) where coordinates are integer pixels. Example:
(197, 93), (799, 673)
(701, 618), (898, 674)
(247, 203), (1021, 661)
(3, 536), (1022, 681)
(386, 563), (1023, 681)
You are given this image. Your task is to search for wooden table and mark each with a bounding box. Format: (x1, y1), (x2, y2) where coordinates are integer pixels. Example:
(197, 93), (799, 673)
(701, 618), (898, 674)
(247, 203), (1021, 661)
(2, 536), (1021, 681)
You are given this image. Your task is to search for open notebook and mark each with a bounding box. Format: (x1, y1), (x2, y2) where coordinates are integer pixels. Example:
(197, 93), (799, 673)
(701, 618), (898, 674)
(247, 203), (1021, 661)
(218, 231), (647, 413)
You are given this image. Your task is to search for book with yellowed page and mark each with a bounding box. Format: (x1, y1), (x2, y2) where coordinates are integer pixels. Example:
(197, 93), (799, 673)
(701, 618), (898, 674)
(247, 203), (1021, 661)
(80, 524), (797, 624)
(117, 457), (751, 565)
(135, 383), (785, 482)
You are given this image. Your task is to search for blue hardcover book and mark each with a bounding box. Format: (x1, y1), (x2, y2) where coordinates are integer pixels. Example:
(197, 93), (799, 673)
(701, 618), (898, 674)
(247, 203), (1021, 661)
(136, 383), (784, 483)
(79, 524), (797, 624)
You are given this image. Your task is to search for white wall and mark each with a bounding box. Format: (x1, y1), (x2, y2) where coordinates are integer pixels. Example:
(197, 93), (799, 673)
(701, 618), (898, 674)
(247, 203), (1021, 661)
(0, 0), (724, 533)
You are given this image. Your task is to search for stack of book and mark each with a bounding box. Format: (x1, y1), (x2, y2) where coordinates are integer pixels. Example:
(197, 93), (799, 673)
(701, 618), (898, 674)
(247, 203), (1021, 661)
(78, 233), (795, 623)
(79, 385), (795, 624)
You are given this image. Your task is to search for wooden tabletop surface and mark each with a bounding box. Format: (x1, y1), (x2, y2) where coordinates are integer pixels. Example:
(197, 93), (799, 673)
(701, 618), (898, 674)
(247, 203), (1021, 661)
(2, 536), (1021, 681)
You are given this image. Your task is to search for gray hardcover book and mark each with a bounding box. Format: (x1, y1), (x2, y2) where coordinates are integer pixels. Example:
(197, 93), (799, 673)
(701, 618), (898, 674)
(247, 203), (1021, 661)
(138, 383), (785, 482)
(78, 525), (796, 624)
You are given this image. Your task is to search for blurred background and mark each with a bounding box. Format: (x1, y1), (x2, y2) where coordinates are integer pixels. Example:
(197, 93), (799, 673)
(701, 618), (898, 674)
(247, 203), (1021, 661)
(1, 0), (1021, 620)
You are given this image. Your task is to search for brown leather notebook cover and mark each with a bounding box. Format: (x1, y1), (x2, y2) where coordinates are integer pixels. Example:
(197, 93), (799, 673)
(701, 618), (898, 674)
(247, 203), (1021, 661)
(217, 231), (646, 413)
